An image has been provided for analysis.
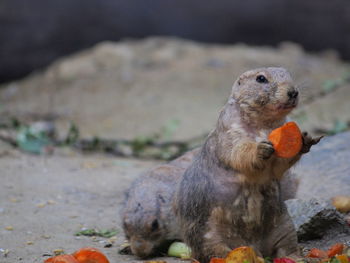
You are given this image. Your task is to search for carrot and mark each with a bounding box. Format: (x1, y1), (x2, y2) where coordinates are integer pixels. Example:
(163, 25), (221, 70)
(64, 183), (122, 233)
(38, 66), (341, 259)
(72, 247), (109, 263)
(44, 254), (79, 263)
(225, 246), (259, 263)
(268, 122), (302, 158)
(327, 243), (344, 258)
(335, 254), (349, 263)
(307, 248), (328, 258)
(209, 258), (225, 263)
(273, 258), (296, 263)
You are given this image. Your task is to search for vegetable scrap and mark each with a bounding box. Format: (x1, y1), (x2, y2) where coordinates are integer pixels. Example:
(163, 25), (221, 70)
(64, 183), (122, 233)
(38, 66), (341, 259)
(209, 246), (266, 263)
(327, 243), (344, 258)
(73, 247), (109, 263)
(225, 246), (259, 263)
(45, 254), (79, 263)
(335, 254), (349, 263)
(74, 228), (117, 238)
(307, 248), (328, 258)
(167, 241), (192, 259)
(306, 243), (349, 263)
(273, 258), (296, 263)
(331, 196), (350, 213)
(44, 247), (109, 263)
(209, 258), (225, 263)
(268, 121), (302, 158)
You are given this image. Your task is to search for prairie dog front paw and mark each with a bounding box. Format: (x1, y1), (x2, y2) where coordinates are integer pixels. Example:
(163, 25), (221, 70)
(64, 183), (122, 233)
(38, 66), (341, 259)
(257, 141), (275, 160)
(301, 132), (323, 153)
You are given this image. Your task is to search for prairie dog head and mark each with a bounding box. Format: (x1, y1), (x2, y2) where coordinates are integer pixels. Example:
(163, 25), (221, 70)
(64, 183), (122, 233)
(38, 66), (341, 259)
(123, 212), (165, 258)
(230, 67), (298, 124)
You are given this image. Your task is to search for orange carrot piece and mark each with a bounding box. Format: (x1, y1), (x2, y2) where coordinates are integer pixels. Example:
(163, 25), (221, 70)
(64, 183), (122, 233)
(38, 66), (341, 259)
(268, 121), (302, 158)
(209, 258), (225, 263)
(335, 254), (349, 263)
(225, 246), (259, 263)
(307, 248), (328, 258)
(72, 247), (109, 263)
(327, 243), (344, 258)
(44, 254), (79, 263)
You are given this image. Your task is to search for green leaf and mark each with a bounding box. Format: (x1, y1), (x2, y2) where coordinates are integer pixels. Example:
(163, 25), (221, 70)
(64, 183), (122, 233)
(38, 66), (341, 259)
(65, 123), (79, 145)
(16, 126), (51, 154)
(75, 228), (118, 238)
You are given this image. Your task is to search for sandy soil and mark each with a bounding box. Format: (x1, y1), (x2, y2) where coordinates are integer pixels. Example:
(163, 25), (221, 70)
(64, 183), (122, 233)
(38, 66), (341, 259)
(0, 149), (187, 263)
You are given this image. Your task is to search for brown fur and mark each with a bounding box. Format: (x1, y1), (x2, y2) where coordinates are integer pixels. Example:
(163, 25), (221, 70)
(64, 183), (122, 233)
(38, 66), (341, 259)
(174, 67), (321, 263)
(121, 148), (199, 258)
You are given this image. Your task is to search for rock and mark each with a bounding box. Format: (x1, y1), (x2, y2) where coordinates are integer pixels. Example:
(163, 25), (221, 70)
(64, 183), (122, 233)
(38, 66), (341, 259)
(295, 131), (350, 200)
(285, 198), (350, 241)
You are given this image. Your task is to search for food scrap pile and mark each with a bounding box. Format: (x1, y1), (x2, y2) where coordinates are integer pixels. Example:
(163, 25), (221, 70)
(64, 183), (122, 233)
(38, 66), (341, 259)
(307, 243), (349, 263)
(205, 245), (350, 263)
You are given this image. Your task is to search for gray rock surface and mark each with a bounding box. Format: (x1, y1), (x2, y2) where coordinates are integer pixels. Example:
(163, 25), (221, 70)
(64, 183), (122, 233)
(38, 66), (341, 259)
(295, 131), (350, 200)
(285, 199), (349, 242)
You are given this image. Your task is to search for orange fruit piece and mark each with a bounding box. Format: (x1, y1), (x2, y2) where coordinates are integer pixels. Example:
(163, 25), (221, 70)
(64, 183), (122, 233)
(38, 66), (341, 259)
(335, 254), (349, 263)
(307, 248), (328, 258)
(45, 254), (79, 263)
(327, 243), (344, 258)
(225, 246), (259, 263)
(209, 258), (225, 263)
(72, 247), (109, 263)
(268, 122), (302, 158)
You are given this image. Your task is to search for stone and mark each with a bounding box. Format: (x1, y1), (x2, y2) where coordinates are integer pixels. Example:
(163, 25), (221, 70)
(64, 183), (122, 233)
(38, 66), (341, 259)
(285, 198), (350, 241)
(295, 131), (350, 200)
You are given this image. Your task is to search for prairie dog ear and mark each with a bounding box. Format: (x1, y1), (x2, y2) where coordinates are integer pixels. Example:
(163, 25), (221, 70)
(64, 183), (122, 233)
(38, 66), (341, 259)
(231, 78), (242, 98)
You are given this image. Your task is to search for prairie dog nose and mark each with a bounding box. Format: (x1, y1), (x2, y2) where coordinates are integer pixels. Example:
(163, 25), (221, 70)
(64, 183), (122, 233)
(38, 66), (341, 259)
(287, 89), (299, 99)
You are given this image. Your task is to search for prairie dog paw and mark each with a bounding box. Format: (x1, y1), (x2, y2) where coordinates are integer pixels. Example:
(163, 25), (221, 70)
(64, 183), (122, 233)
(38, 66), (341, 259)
(301, 132), (323, 153)
(257, 141), (275, 160)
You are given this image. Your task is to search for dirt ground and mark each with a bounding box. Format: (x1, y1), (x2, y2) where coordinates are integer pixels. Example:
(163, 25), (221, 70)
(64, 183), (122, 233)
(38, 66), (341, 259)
(0, 147), (189, 263)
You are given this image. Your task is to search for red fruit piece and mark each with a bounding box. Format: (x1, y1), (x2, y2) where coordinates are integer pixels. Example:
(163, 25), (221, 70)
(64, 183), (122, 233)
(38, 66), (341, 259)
(72, 247), (109, 263)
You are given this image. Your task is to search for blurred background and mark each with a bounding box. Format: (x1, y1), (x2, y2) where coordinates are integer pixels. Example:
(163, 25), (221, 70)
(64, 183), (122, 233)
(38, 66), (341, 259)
(1, 0), (349, 83)
(0, 0), (349, 158)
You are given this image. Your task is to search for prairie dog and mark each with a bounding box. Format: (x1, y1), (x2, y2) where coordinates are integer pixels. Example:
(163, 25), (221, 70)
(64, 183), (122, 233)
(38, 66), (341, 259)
(174, 67), (321, 263)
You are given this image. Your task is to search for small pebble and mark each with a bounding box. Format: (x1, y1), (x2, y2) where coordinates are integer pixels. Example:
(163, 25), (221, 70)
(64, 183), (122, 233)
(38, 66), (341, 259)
(53, 249), (64, 256)
(0, 249), (10, 257)
(9, 198), (19, 203)
(26, 241), (34, 245)
(37, 203), (46, 208)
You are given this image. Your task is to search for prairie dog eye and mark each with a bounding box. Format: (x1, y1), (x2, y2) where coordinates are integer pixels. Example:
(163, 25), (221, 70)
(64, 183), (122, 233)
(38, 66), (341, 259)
(151, 219), (159, 232)
(256, 75), (268, 83)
